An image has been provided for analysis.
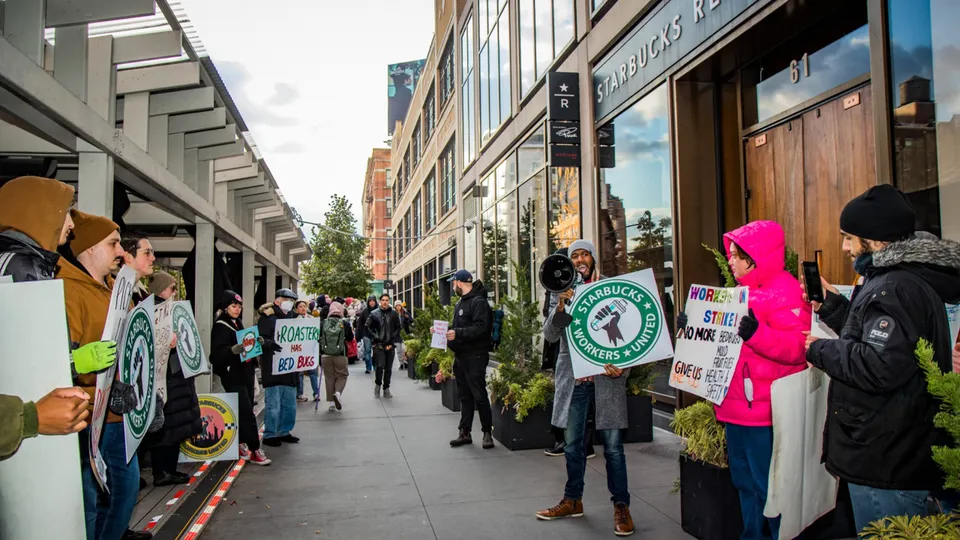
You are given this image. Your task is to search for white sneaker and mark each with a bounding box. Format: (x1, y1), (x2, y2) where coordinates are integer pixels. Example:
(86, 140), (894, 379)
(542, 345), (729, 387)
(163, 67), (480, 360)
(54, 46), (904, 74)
(334, 392), (342, 410)
(328, 403), (336, 411)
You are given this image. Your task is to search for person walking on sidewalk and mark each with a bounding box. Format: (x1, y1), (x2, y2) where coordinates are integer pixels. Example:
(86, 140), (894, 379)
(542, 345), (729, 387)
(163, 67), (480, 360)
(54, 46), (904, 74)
(395, 301), (413, 370)
(366, 294), (401, 398)
(259, 288), (300, 447)
(535, 239), (635, 537)
(321, 302), (352, 411)
(445, 270), (495, 450)
(356, 296), (377, 374)
(209, 291), (271, 466)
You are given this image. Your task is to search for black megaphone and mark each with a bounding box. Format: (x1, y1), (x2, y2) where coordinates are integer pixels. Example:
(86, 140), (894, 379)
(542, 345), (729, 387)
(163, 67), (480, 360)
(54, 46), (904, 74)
(539, 253), (578, 294)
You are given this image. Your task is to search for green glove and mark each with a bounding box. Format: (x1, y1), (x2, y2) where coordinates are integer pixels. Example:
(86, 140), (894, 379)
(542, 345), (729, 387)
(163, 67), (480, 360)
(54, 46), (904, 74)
(72, 341), (117, 374)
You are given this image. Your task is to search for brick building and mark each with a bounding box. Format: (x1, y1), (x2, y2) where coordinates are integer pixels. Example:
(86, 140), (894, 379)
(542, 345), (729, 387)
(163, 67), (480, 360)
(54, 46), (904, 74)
(362, 148), (393, 281)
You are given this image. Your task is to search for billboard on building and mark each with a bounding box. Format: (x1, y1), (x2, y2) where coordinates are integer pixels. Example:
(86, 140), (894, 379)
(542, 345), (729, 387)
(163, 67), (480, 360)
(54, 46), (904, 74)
(387, 59), (426, 136)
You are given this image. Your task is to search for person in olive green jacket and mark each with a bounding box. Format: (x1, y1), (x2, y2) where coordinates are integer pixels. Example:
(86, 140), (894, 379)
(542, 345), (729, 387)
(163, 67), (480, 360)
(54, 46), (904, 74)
(0, 386), (90, 461)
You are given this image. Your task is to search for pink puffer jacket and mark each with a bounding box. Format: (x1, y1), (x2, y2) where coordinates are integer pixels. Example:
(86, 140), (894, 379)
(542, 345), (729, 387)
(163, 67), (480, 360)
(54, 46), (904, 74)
(714, 221), (812, 427)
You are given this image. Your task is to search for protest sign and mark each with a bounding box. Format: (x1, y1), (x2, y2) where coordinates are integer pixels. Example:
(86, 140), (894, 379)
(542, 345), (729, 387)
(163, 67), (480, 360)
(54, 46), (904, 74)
(810, 286), (854, 339)
(180, 393), (239, 463)
(431, 320), (449, 349)
(0, 275), (11, 284)
(669, 284), (750, 405)
(765, 368), (837, 539)
(273, 318), (322, 375)
(236, 326), (261, 362)
(947, 303), (960, 345)
(172, 301), (209, 377)
(90, 264), (137, 490)
(154, 300), (174, 402)
(0, 280), (85, 539)
(565, 269), (675, 379)
(120, 295), (157, 464)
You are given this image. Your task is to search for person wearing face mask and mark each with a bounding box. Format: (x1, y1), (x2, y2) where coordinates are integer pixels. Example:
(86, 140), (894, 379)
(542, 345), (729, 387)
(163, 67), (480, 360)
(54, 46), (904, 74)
(258, 288), (300, 447)
(676, 221), (811, 540)
(803, 185), (960, 530)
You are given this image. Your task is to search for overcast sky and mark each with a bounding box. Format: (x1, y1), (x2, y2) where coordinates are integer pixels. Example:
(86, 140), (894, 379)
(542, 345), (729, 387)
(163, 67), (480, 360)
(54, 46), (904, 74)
(182, 0), (434, 233)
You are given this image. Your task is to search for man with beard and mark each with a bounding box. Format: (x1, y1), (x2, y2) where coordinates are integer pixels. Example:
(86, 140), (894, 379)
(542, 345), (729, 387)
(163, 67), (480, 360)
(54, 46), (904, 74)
(366, 294), (402, 398)
(445, 270), (494, 449)
(804, 185), (960, 531)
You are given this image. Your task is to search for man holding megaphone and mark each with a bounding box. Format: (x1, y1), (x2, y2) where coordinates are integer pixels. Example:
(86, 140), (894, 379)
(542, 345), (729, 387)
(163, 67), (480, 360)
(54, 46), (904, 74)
(535, 239), (635, 537)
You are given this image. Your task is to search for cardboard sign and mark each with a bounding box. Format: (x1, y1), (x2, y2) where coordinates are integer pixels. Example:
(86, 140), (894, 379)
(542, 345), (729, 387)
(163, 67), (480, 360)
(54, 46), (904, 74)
(236, 326), (261, 362)
(153, 300), (174, 402)
(431, 320), (449, 349)
(173, 301), (209, 377)
(669, 285), (750, 405)
(180, 393), (239, 463)
(0, 280), (86, 539)
(273, 318), (322, 375)
(120, 295), (157, 464)
(565, 269), (675, 379)
(90, 264), (137, 490)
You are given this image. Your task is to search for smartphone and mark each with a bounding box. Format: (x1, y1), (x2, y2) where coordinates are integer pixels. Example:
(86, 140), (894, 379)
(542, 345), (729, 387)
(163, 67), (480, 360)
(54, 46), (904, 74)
(802, 261), (824, 303)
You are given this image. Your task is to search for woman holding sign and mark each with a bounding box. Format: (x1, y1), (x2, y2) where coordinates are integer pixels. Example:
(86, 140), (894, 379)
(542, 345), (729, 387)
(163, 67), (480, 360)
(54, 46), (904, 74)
(679, 221), (811, 540)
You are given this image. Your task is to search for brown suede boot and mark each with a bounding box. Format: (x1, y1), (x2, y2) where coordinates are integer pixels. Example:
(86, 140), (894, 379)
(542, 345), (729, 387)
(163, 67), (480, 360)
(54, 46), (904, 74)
(535, 498), (584, 520)
(614, 503), (635, 536)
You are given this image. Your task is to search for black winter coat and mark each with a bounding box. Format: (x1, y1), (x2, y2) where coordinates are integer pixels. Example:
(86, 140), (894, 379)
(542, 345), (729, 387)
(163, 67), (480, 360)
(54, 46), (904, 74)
(147, 349), (202, 448)
(355, 300), (377, 340)
(808, 237), (960, 490)
(210, 312), (256, 389)
(258, 304), (298, 387)
(367, 307), (401, 347)
(0, 230), (59, 282)
(449, 280), (492, 357)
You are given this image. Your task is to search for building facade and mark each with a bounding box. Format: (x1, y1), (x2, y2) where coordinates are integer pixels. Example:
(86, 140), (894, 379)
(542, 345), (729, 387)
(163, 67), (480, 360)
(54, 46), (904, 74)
(389, 0), (464, 309)
(450, 0), (960, 410)
(362, 148), (393, 282)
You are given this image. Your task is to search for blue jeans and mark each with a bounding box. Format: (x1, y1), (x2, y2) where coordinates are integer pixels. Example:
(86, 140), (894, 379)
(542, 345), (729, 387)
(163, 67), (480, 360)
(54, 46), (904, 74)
(264, 385), (297, 439)
(79, 422), (141, 540)
(297, 368), (321, 399)
(563, 382), (630, 505)
(726, 424), (780, 540)
(848, 483), (929, 532)
(363, 337), (373, 371)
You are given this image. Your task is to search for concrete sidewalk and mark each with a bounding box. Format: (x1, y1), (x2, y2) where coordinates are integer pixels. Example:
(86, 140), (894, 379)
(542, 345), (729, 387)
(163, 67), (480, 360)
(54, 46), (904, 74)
(201, 363), (692, 540)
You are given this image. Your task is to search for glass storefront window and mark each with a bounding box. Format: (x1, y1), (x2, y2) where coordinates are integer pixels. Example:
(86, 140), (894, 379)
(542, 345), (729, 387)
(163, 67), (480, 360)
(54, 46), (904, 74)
(548, 166), (581, 252)
(597, 84), (673, 298)
(497, 193), (517, 300)
(424, 173), (436, 231)
(518, 126), (545, 180)
(519, 0), (575, 97)
(461, 18), (477, 169)
(518, 179), (536, 287)
(478, 0), (511, 146)
(440, 138), (457, 215)
(481, 207), (498, 299)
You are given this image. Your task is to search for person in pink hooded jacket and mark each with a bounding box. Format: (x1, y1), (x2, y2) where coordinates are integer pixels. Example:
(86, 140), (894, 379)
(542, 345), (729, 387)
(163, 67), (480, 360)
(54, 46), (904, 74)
(679, 220), (811, 540)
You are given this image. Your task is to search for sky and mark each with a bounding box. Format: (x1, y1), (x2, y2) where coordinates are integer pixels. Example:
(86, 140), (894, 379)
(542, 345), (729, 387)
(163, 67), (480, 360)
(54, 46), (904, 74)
(181, 0), (435, 233)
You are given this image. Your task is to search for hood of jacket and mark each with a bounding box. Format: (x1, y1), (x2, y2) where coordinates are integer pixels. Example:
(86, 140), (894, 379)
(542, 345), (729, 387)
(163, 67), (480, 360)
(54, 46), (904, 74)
(0, 176), (74, 252)
(461, 279), (489, 301)
(723, 220), (786, 289)
(870, 236), (960, 303)
(366, 296), (378, 311)
(0, 230), (60, 274)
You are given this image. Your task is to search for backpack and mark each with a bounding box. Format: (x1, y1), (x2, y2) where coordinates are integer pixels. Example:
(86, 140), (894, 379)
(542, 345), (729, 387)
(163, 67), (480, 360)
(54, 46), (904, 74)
(320, 317), (345, 356)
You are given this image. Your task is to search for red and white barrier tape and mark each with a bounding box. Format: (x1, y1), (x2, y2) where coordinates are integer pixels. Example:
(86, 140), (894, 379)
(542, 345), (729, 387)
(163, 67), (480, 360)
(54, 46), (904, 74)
(181, 460), (246, 540)
(142, 460), (213, 531)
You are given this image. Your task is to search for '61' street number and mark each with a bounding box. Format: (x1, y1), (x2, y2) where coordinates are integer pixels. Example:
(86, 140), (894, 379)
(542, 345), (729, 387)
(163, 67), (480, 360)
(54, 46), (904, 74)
(790, 53), (810, 84)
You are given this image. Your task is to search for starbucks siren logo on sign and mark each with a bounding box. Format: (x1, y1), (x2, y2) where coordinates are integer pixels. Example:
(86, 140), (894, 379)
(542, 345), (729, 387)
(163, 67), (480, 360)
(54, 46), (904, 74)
(172, 302), (202, 372)
(568, 278), (664, 367)
(122, 308), (156, 439)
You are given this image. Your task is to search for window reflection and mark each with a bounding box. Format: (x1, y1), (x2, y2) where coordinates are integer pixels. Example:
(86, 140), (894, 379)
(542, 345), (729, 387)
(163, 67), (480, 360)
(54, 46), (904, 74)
(548, 166), (581, 252)
(497, 194), (517, 299)
(518, 179), (536, 286)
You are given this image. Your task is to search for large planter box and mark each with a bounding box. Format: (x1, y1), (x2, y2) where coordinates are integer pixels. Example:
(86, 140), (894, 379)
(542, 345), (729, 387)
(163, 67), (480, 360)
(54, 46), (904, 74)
(428, 362), (442, 390)
(407, 354), (418, 379)
(680, 455), (743, 540)
(491, 401), (555, 451)
(441, 379), (460, 411)
(593, 394), (654, 445)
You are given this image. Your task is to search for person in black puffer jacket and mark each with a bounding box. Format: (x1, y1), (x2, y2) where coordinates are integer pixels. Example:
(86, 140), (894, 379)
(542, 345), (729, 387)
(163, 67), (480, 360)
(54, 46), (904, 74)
(144, 272), (202, 486)
(258, 289), (300, 447)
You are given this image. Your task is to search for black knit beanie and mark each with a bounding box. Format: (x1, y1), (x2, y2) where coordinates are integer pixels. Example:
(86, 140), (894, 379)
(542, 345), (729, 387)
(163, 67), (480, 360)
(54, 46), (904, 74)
(839, 184), (915, 242)
(218, 289), (243, 310)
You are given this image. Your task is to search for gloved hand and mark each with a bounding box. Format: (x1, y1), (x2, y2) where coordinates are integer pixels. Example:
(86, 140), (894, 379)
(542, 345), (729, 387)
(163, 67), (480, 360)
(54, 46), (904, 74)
(263, 339), (282, 353)
(148, 395), (165, 433)
(257, 337), (265, 344)
(72, 341), (117, 374)
(108, 381), (137, 415)
(738, 309), (759, 341)
(677, 312), (688, 330)
(230, 343), (244, 355)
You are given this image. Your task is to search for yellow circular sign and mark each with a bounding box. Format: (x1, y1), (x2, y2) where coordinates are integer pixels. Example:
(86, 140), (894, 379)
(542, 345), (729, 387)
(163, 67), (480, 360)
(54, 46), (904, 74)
(180, 395), (237, 460)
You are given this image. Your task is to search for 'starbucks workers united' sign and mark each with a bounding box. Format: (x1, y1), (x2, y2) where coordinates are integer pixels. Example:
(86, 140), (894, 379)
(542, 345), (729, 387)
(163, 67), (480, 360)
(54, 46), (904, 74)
(173, 300), (208, 378)
(121, 296), (157, 463)
(565, 268), (675, 379)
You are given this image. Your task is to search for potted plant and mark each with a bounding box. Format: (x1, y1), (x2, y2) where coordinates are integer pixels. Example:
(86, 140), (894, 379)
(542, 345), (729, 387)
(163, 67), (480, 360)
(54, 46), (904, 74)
(408, 284), (454, 383)
(624, 363), (656, 443)
(487, 261), (555, 451)
(403, 338), (422, 380)
(423, 348), (444, 391)
(431, 349), (459, 410)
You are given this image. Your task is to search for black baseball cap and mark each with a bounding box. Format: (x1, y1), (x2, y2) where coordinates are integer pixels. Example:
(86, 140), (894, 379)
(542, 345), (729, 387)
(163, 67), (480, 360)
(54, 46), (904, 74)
(448, 269), (473, 283)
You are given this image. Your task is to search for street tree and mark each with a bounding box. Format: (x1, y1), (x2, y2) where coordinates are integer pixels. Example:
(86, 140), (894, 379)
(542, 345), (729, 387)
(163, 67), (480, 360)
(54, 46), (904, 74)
(299, 194), (373, 298)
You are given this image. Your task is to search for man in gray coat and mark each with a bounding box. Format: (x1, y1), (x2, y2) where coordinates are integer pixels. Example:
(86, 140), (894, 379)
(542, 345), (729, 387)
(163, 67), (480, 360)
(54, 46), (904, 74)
(535, 239), (634, 537)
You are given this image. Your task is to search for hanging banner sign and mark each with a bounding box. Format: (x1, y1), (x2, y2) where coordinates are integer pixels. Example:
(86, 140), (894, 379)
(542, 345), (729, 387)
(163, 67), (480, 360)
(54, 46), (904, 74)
(180, 393), (239, 462)
(89, 264), (137, 490)
(236, 326), (261, 362)
(153, 300), (174, 402)
(273, 318), (322, 375)
(565, 269), (675, 379)
(121, 295), (157, 464)
(669, 284), (750, 405)
(172, 301), (209, 377)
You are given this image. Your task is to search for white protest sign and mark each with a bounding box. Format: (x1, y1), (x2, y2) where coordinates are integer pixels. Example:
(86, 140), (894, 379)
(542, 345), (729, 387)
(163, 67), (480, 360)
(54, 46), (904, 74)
(153, 300), (174, 402)
(0, 275), (11, 284)
(273, 318), (322, 374)
(946, 303), (960, 346)
(173, 301), (209, 378)
(765, 368), (838, 539)
(431, 320), (449, 349)
(120, 295), (157, 464)
(90, 264), (137, 490)
(0, 280), (86, 540)
(811, 285), (854, 339)
(565, 269), (675, 379)
(669, 285), (750, 405)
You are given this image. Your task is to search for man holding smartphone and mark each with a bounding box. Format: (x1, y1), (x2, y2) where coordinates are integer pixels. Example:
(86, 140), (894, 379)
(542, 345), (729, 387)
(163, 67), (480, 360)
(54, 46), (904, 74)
(803, 185), (960, 531)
